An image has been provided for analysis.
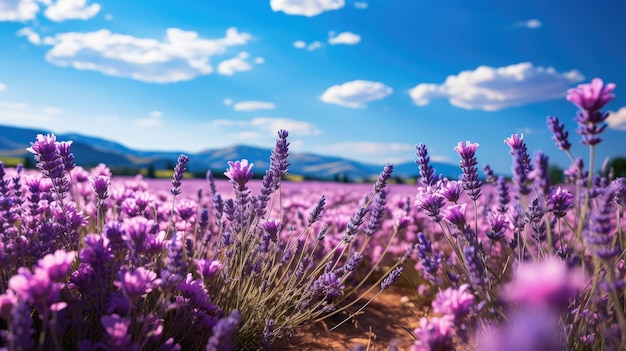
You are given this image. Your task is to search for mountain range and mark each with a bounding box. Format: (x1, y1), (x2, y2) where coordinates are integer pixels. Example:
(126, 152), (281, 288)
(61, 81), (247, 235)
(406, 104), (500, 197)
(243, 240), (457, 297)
(0, 124), (462, 181)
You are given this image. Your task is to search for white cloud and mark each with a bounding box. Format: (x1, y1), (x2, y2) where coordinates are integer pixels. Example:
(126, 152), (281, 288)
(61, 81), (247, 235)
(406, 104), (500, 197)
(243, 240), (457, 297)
(326, 141), (414, 164)
(409, 62), (584, 111)
(250, 117), (320, 136)
(0, 82), (6, 91)
(43, 0), (101, 22)
(233, 101), (276, 111)
(254, 56), (265, 64)
(321, 80), (393, 108)
(135, 110), (162, 126)
(0, 0), (40, 21)
(0, 100), (57, 125)
(223, 98), (233, 106)
(17, 27), (40, 44)
(208, 117), (319, 137)
(607, 107), (626, 131)
(523, 19), (542, 29)
(103, 13), (111, 20)
(328, 31), (361, 45)
(40, 27), (252, 83)
(217, 51), (252, 76)
(294, 40), (322, 51)
(270, 0), (344, 17)
(354, 1), (367, 9)
(42, 106), (63, 115)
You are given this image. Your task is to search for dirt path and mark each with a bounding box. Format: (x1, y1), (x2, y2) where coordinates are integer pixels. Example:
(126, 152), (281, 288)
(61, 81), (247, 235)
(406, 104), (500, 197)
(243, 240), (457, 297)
(290, 285), (424, 350)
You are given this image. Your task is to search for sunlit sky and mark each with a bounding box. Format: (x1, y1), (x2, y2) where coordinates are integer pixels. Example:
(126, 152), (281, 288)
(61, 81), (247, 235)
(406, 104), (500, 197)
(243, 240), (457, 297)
(1, 0), (626, 175)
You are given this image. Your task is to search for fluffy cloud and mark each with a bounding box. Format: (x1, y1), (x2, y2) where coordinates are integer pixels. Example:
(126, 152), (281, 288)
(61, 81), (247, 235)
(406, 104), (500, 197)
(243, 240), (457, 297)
(39, 27), (252, 83)
(17, 27), (40, 44)
(293, 40), (322, 51)
(43, 0), (101, 22)
(0, 82), (6, 91)
(409, 62), (584, 111)
(354, 1), (367, 9)
(233, 101), (276, 111)
(0, 0), (39, 21)
(328, 31), (361, 45)
(270, 0), (344, 17)
(135, 110), (162, 127)
(209, 117), (319, 136)
(217, 51), (252, 76)
(607, 107), (626, 131)
(0, 99), (57, 126)
(321, 80), (393, 108)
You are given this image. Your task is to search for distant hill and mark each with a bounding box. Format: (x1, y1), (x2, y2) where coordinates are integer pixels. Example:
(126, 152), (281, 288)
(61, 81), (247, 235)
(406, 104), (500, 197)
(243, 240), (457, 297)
(0, 124), (463, 181)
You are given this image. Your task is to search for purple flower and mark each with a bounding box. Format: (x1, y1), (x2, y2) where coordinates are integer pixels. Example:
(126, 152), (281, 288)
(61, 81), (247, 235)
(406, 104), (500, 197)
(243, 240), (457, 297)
(90, 175), (110, 201)
(486, 211), (508, 242)
(504, 134), (532, 196)
(364, 188), (387, 236)
(410, 315), (455, 351)
(8, 267), (65, 312)
(381, 266), (403, 290)
(432, 284), (474, 320)
(57, 140), (75, 171)
(206, 309), (241, 351)
(443, 204), (466, 230)
(308, 195), (326, 225)
(312, 272), (345, 299)
(546, 187), (573, 218)
(566, 77), (616, 112)
(374, 163), (394, 193)
(101, 314), (133, 349)
(170, 154), (189, 195)
(114, 267), (161, 300)
(37, 249), (76, 282)
(437, 179), (463, 203)
(260, 218), (283, 242)
(546, 116), (572, 151)
(454, 141), (482, 201)
(416, 143), (437, 186)
(269, 130), (289, 188)
(0, 289), (18, 320)
(503, 257), (585, 310)
(415, 186), (444, 222)
(224, 159), (254, 190)
(194, 259), (222, 279)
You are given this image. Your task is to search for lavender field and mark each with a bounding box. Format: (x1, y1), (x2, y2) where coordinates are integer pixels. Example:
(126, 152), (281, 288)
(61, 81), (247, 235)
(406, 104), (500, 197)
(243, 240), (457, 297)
(0, 78), (625, 350)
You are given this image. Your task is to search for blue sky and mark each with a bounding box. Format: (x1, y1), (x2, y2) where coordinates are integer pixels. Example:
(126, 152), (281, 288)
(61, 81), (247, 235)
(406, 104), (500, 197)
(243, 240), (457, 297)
(1, 0), (626, 175)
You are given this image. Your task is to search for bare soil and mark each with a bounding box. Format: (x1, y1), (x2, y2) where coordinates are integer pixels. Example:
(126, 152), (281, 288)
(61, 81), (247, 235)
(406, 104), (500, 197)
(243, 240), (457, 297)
(289, 285), (426, 350)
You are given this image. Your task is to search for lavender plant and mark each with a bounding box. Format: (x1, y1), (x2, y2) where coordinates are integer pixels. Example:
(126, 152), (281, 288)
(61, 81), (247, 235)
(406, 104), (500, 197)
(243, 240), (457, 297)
(0, 129), (407, 350)
(406, 78), (626, 351)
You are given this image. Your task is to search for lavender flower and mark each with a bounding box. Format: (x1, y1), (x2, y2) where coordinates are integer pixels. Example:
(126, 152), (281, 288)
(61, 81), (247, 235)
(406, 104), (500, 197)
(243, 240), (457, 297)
(546, 116), (572, 151)
(114, 267), (161, 300)
(37, 249), (76, 282)
(224, 159), (254, 191)
(416, 143), (437, 186)
(504, 134), (532, 196)
(444, 204), (466, 230)
(415, 186), (444, 222)
(432, 284), (474, 320)
(374, 163), (394, 193)
(454, 141), (482, 201)
(308, 195), (326, 225)
(411, 315), (455, 351)
(171, 154), (189, 195)
(567, 78), (616, 145)
(381, 266), (403, 290)
(483, 164), (496, 184)
(206, 310), (241, 351)
(546, 187), (574, 218)
(260, 218), (283, 242)
(364, 188), (387, 236)
(101, 314), (133, 349)
(486, 211), (508, 242)
(57, 140), (75, 171)
(312, 272), (345, 299)
(269, 129), (289, 189)
(437, 179), (464, 204)
(90, 175), (110, 206)
(495, 175), (510, 214)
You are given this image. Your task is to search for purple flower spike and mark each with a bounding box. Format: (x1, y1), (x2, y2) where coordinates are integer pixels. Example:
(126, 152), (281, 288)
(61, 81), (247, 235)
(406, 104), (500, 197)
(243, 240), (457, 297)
(206, 309), (241, 351)
(224, 159), (254, 190)
(114, 267), (161, 300)
(194, 259), (222, 279)
(90, 175), (110, 201)
(566, 78), (616, 112)
(547, 187), (574, 218)
(546, 116), (572, 151)
(260, 218), (283, 242)
(170, 154), (189, 195)
(416, 143), (437, 186)
(101, 314), (133, 348)
(454, 141), (482, 201)
(444, 204), (466, 230)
